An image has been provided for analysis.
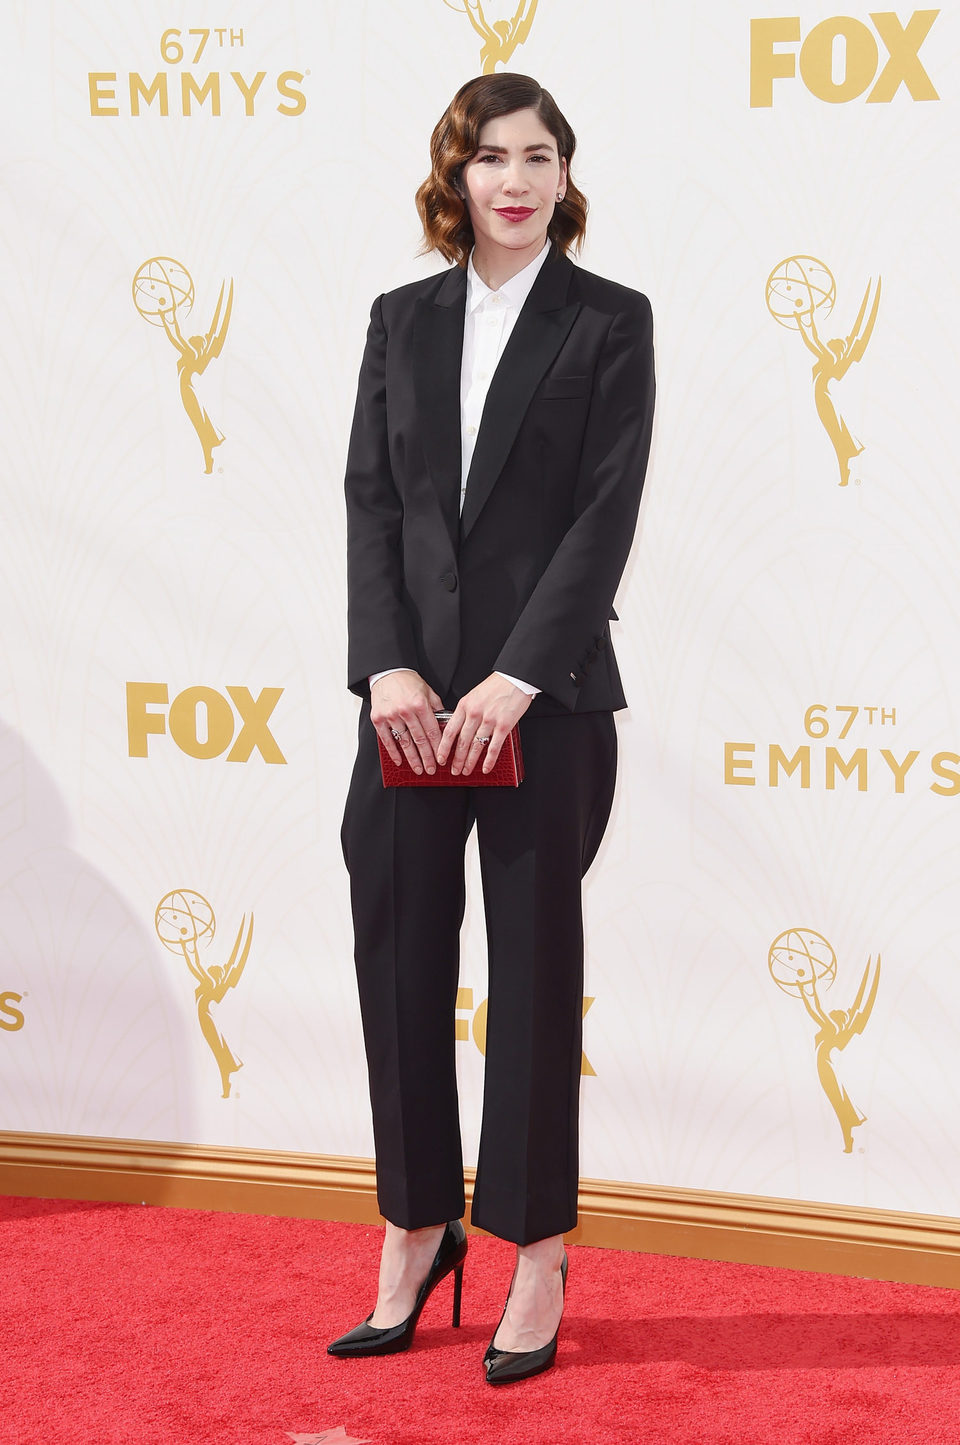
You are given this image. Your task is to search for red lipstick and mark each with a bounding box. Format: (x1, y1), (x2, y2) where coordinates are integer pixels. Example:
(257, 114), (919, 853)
(495, 207), (536, 222)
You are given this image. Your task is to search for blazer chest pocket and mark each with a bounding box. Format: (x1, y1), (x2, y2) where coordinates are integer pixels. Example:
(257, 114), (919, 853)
(537, 374), (590, 400)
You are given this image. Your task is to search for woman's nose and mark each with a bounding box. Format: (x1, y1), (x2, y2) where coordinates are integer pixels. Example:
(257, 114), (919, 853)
(501, 163), (528, 195)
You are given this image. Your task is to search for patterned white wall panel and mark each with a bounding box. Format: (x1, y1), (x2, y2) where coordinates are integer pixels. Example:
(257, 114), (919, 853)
(1, 0), (959, 1219)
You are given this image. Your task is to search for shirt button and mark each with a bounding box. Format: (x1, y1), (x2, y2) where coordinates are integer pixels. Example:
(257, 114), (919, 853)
(467, 424), (476, 436)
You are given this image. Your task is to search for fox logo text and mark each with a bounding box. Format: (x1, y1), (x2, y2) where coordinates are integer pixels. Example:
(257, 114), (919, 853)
(750, 12), (940, 106)
(126, 683), (286, 763)
(0, 992), (25, 1031)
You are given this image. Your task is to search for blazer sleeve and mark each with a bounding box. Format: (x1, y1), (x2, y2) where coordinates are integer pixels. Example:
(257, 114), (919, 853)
(493, 291), (655, 710)
(344, 295), (420, 696)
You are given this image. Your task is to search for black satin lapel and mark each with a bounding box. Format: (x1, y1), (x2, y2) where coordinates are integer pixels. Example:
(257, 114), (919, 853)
(413, 281), (465, 547)
(460, 300), (580, 538)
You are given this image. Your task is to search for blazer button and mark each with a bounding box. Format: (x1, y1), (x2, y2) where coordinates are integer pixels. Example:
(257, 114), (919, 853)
(596, 635), (607, 650)
(440, 572), (458, 592)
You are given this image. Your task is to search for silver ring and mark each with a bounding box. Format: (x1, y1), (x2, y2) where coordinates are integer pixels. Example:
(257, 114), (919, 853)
(476, 736), (492, 745)
(391, 728), (407, 741)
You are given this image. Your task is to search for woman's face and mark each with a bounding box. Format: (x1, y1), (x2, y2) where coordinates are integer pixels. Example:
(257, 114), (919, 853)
(460, 107), (567, 264)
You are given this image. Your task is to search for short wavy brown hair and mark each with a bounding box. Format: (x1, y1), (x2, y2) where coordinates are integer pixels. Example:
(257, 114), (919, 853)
(416, 74), (588, 267)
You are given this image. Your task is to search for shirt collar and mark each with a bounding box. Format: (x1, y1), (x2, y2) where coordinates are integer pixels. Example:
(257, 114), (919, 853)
(465, 242), (552, 316)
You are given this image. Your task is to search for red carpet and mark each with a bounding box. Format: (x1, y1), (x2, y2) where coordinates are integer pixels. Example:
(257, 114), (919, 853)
(4, 1194), (960, 1444)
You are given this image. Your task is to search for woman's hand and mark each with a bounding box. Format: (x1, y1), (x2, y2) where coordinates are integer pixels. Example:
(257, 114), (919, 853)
(370, 671), (444, 776)
(437, 674), (534, 778)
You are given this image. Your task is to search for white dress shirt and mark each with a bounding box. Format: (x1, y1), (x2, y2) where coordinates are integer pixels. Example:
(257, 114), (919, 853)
(458, 241), (551, 513)
(370, 243), (551, 699)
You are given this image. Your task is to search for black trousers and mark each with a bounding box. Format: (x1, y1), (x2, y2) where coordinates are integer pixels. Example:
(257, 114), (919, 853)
(341, 705), (617, 1245)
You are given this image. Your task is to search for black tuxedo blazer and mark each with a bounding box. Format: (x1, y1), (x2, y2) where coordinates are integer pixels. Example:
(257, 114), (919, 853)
(344, 248), (655, 716)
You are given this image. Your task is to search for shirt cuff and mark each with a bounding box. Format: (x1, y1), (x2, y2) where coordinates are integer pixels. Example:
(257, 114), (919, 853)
(369, 669), (409, 688)
(371, 669), (539, 698)
(496, 671), (540, 697)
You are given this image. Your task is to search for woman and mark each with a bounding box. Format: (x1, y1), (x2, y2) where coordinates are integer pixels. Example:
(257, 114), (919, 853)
(330, 73), (654, 1383)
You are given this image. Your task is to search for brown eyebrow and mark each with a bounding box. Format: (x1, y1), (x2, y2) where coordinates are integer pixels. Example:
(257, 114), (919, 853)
(475, 143), (556, 154)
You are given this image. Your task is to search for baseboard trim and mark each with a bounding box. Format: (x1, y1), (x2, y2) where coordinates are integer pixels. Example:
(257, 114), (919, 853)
(2, 1130), (958, 1288)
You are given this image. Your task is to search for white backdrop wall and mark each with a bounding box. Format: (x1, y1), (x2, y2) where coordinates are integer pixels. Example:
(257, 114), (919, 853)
(2, 0), (959, 1220)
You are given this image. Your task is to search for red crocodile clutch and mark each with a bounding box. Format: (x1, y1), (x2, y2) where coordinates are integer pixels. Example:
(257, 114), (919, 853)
(378, 713), (524, 788)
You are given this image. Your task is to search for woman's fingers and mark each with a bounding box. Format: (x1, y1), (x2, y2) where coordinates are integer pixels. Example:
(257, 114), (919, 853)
(405, 704), (442, 773)
(435, 708), (464, 768)
(375, 675), (529, 777)
(376, 722), (404, 767)
(437, 707), (486, 775)
(454, 719), (491, 777)
(370, 672), (443, 774)
(463, 733), (494, 778)
(384, 707), (442, 775)
(397, 720), (428, 775)
(481, 723), (508, 774)
(440, 676), (533, 775)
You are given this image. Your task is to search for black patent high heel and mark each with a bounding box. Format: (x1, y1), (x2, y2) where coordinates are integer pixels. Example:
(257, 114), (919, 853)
(327, 1220), (467, 1358)
(483, 1251), (568, 1385)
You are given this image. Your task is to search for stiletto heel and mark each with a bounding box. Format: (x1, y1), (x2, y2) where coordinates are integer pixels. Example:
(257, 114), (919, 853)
(483, 1251), (567, 1385)
(452, 1261), (464, 1328)
(327, 1220), (467, 1358)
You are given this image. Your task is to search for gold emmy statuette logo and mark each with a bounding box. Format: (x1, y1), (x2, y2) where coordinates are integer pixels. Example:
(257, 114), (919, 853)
(155, 889), (253, 1098)
(133, 258), (234, 473)
(768, 927), (880, 1152)
(766, 256), (881, 487)
(443, 0), (539, 73)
